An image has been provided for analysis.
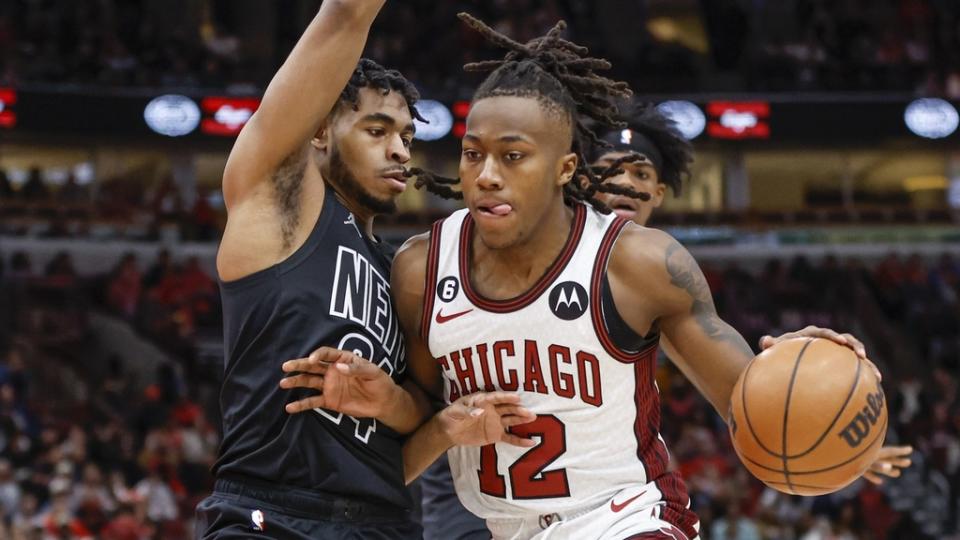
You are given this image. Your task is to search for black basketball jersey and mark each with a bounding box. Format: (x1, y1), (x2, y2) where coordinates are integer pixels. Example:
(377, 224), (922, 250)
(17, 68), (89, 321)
(213, 190), (409, 509)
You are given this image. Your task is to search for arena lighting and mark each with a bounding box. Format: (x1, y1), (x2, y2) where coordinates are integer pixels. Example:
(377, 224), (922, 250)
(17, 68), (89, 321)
(413, 99), (454, 141)
(201, 97), (260, 137)
(904, 98), (959, 139)
(949, 178), (960, 209)
(0, 88), (16, 128)
(143, 94), (201, 137)
(707, 101), (770, 139)
(656, 101), (705, 140)
(452, 100), (470, 138)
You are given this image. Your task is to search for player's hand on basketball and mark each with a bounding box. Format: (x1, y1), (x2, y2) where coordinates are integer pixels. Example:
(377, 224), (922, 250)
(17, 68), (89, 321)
(439, 392), (537, 448)
(280, 347), (398, 418)
(863, 445), (913, 485)
(759, 326), (881, 381)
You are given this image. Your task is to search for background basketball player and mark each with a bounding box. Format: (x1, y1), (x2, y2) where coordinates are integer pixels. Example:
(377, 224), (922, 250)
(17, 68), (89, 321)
(590, 103), (913, 487)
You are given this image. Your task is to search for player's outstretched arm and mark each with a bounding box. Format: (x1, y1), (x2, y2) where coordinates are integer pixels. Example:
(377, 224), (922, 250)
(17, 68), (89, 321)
(223, 0), (387, 209)
(612, 227), (871, 420)
(402, 393), (536, 485)
(609, 227), (754, 418)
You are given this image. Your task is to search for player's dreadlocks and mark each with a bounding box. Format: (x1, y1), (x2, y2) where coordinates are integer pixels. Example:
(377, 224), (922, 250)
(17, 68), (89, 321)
(593, 103), (693, 195)
(407, 13), (650, 211)
(337, 58), (425, 123)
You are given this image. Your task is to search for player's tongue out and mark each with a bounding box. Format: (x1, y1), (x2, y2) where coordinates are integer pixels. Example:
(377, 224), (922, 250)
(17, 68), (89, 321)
(488, 204), (512, 216)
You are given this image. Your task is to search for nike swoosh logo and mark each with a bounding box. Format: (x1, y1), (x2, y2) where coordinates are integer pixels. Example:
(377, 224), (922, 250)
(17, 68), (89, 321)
(435, 309), (473, 324)
(610, 490), (646, 513)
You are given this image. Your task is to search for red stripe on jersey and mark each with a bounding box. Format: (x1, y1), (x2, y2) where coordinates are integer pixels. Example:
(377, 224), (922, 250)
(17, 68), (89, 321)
(458, 205), (586, 313)
(590, 217), (650, 363)
(419, 220), (445, 342)
(632, 351), (667, 482)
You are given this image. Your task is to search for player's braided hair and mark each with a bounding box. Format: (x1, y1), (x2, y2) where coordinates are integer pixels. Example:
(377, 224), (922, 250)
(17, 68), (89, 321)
(337, 58), (425, 123)
(407, 13), (650, 210)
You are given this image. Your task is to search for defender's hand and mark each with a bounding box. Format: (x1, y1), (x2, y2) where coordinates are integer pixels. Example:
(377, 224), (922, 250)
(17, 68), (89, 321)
(439, 392), (537, 448)
(280, 347), (398, 418)
(759, 326), (881, 381)
(863, 445), (913, 485)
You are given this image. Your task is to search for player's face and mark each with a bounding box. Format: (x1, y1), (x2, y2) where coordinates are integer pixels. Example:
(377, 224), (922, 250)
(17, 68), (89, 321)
(593, 150), (665, 226)
(316, 88), (415, 216)
(460, 96), (577, 249)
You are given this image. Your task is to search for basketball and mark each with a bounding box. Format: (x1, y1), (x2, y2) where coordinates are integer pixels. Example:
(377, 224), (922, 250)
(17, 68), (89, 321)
(728, 338), (887, 496)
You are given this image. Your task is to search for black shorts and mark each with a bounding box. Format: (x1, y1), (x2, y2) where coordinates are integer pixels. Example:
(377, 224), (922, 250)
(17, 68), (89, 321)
(195, 477), (422, 540)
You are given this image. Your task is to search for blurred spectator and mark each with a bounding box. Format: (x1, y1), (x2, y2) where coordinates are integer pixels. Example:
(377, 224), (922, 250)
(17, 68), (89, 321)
(0, 169), (14, 199)
(711, 500), (761, 540)
(57, 173), (89, 204)
(20, 168), (48, 202)
(143, 250), (171, 291)
(107, 254), (142, 319)
(133, 466), (177, 524)
(44, 252), (77, 288)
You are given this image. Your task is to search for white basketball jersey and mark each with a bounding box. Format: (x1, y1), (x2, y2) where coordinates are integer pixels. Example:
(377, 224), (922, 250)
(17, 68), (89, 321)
(421, 204), (689, 521)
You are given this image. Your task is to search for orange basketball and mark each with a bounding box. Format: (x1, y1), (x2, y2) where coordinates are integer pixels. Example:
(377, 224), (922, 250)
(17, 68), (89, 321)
(728, 337), (887, 496)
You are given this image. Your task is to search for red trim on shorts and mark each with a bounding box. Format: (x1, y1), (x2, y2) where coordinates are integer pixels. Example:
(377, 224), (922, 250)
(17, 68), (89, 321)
(458, 204), (586, 313)
(590, 217), (649, 363)
(654, 474), (700, 540)
(419, 219), (445, 342)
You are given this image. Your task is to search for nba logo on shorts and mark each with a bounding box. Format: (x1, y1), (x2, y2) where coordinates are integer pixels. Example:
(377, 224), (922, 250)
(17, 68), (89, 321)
(250, 509), (266, 532)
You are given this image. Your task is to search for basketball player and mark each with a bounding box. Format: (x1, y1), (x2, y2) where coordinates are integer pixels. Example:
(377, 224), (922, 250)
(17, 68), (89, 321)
(590, 104), (913, 487)
(195, 2), (534, 538)
(390, 14), (886, 539)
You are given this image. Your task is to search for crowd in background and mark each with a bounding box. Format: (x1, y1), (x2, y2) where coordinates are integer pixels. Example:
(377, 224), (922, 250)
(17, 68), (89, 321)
(4, 0), (960, 96)
(0, 168), (221, 243)
(0, 248), (221, 539)
(0, 246), (956, 539)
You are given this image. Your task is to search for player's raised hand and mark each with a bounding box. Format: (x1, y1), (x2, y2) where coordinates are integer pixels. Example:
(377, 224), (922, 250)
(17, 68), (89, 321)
(863, 445), (913, 485)
(280, 347), (399, 418)
(759, 326), (881, 381)
(439, 392), (537, 448)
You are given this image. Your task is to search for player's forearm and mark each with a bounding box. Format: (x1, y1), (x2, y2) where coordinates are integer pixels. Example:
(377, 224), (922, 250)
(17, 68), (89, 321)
(377, 380), (433, 435)
(247, 0), (385, 161)
(661, 315), (752, 422)
(401, 414), (452, 485)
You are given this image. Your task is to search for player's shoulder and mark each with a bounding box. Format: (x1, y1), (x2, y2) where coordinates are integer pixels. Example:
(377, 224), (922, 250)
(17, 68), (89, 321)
(611, 222), (678, 267)
(391, 231), (431, 291)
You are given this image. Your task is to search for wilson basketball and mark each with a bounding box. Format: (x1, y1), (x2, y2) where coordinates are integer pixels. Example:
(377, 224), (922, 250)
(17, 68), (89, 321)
(728, 338), (887, 496)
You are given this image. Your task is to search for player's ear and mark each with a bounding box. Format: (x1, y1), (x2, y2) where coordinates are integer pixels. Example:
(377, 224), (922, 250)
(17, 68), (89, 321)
(557, 152), (578, 187)
(652, 183), (667, 208)
(311, 121), (331, 154)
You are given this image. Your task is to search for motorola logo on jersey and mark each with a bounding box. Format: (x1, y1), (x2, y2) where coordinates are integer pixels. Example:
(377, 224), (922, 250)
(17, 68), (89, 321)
(549, 282), (588, 321)
(437, 276), (460, 303)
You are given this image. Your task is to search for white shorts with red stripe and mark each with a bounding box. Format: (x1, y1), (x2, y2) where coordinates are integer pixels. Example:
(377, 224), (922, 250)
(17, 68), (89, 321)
(484, 483), (700, 540)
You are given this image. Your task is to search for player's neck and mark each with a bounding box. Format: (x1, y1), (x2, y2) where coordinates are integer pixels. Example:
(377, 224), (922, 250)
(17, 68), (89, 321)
(319, 176), (378, 239)
(470, 203), (574, 298)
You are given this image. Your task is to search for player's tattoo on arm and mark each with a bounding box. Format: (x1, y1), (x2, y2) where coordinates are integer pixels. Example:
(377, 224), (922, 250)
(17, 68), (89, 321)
(273, 149), (306, 250)
(665, 241), (753, 356)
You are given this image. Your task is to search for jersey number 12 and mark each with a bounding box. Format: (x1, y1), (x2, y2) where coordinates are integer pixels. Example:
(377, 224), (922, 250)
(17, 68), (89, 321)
(477, 415), (570, 499)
